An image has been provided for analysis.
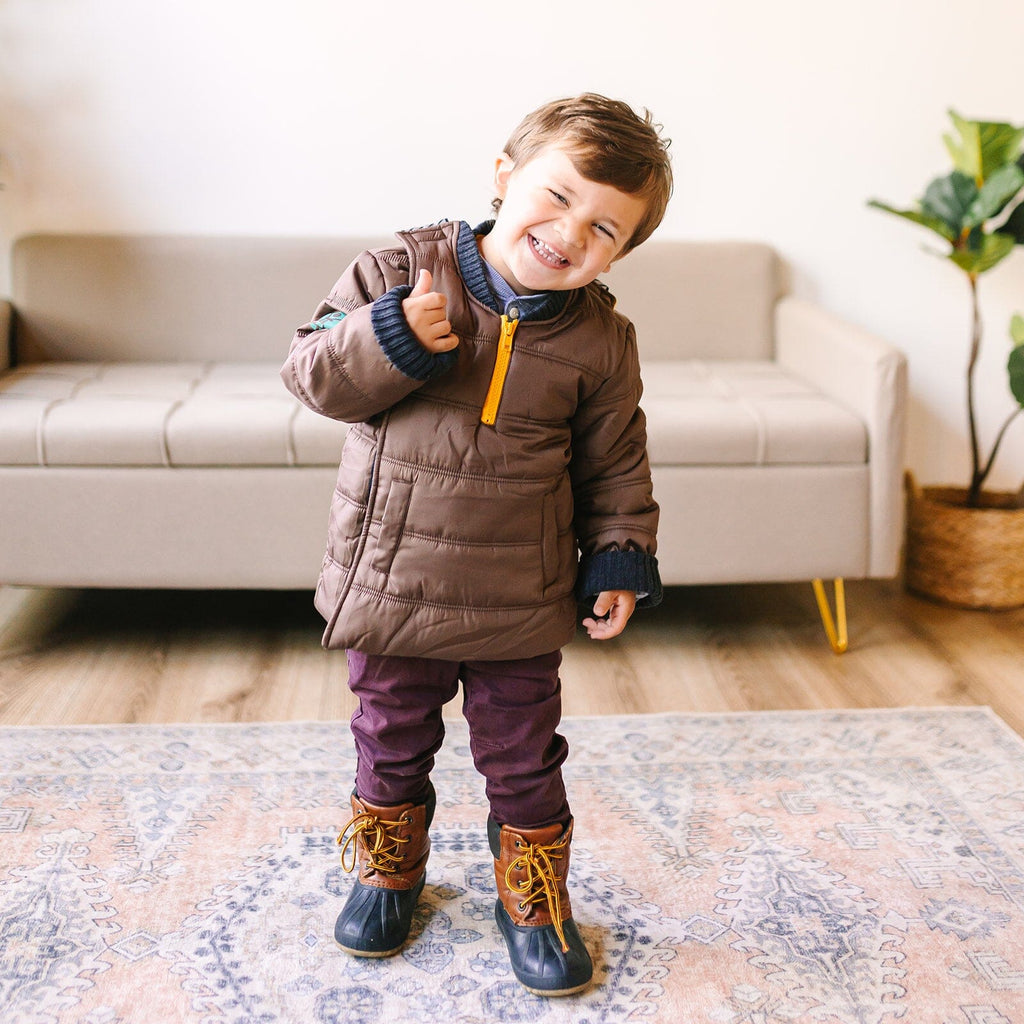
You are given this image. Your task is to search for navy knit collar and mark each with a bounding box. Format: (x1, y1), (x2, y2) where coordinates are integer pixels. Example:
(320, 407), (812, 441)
(456, 221), (570, 322)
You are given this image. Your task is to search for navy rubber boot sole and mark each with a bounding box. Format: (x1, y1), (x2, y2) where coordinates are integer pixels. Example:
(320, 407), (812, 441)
(494, 900), (593, 997)
(334, 871), (426, 957)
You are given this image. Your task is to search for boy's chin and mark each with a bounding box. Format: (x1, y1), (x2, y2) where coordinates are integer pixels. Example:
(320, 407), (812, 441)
(538, 275), (598, 294)
(511, 266), (595, 295)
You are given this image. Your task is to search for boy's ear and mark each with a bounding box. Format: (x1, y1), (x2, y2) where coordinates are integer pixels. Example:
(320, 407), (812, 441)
(493, 153), (515, 200)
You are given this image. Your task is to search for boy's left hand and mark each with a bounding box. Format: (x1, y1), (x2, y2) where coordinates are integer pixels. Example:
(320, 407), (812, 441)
(582, 590), (636, 641)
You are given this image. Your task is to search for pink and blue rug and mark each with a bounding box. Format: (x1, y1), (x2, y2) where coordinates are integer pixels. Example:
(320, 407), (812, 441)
(3, 708), (1024, 1023)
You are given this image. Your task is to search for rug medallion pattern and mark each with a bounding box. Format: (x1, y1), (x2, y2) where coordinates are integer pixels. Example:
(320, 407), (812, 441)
(3, 709), (1024, 1022)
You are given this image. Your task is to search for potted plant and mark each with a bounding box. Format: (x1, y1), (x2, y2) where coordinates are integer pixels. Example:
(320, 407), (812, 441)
(869, 110), (1024, 607)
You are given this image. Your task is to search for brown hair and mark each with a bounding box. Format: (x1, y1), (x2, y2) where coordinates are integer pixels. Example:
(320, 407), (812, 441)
(494, 92), (673, 255)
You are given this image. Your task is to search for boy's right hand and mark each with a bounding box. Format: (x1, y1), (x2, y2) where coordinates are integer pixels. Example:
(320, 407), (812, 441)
(402, 269), (459, 354)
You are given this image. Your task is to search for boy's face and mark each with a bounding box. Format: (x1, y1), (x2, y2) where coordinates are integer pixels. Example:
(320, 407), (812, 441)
(479, 144), (647, 296)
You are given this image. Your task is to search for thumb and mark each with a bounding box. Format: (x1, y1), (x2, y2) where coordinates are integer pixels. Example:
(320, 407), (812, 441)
(593, 593), (612, 618)
(410, 268), (433, 296)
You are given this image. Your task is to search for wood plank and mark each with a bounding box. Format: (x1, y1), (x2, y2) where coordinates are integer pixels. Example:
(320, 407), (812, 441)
(1, 581), (1022, 734)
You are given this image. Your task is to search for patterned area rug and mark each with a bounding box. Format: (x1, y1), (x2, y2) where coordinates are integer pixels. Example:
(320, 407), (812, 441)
(4, 708), (1024, 1024)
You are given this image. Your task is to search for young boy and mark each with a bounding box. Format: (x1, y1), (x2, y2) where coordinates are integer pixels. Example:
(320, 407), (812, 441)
(282, 93), (672, 997)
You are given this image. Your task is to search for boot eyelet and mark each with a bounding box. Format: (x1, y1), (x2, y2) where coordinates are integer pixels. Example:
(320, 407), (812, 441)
(515, 841), (525, 850)
(517, 901), (528, 912)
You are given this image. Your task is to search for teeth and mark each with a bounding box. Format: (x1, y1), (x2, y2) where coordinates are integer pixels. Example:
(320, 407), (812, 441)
(532, 236), (568, 266)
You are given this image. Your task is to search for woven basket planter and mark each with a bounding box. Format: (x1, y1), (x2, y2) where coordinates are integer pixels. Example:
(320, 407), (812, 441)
(905, 473), (1024, 609)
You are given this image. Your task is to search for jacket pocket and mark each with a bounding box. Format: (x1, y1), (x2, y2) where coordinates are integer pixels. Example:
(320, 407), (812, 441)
(370, 477), (413, 576)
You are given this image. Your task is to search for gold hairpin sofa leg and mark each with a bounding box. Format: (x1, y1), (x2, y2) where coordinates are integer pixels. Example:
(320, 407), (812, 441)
(812, 578), (848, 654)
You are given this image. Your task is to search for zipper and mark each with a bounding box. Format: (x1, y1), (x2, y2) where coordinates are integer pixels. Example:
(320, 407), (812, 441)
(481, 308), (519, 426)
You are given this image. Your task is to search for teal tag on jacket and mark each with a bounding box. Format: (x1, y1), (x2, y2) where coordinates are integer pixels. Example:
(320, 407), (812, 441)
(310, 311), (347, 331)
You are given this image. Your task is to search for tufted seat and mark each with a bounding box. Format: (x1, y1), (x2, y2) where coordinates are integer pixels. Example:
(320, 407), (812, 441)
(0, 362), (347, 467)
(0, 359), (866, 471)
(642, 361), (866, 466)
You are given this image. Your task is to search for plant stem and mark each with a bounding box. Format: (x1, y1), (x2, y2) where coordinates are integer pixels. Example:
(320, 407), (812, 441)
(977, 407), (1024, 493)
(966, 273), (984, 507)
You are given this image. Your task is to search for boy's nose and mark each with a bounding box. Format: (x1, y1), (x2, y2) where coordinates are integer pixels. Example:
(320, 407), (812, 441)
(556, 218), (585, 248)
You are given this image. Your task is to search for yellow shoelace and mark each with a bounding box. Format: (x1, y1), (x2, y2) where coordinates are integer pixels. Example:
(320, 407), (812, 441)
(336, 810), (411, 875)
(505, 835), (569, 953)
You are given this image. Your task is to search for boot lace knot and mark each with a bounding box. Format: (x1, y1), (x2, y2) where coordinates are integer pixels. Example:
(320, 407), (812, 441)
(505, 833), (570, 953)
(337, 810), (412, 875)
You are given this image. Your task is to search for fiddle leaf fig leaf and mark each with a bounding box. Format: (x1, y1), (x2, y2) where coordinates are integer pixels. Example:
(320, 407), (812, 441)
(944, 109), (1024, 181)
(1009, 333), (1024, 409)
(966, 163), (1024, 228)
(867, 199), (957, 242)
(922, 171), (978, 236)
(944, 111), (980, 178)
(981, 122), (1024, 178)
(949, 231), (1016, 275)
(1012, 313), (1024, 347)
(1000, 200), (1024, 244)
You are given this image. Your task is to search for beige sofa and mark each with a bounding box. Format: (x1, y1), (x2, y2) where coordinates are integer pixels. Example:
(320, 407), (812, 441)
(0, 234), (907, 648)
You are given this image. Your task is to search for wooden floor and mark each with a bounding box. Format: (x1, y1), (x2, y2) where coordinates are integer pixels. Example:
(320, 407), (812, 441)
(1, 579), (1023, 734)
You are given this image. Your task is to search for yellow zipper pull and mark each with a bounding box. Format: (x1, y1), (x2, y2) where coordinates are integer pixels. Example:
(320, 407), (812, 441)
(481, 308), (519, 426)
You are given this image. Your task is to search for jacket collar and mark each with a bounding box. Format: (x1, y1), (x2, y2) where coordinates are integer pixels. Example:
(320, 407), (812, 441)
(457, 221), (569, 322)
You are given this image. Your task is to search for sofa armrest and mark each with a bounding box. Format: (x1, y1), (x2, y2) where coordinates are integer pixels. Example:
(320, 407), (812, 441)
(775, 296), (908, 578)
(0, 299), (11, 371)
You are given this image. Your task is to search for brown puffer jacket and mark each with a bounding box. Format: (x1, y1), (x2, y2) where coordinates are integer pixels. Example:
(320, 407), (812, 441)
(282, 221), (660, 661)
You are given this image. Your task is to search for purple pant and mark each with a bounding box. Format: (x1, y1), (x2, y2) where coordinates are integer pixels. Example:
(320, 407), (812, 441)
(345, 649), (569, 829)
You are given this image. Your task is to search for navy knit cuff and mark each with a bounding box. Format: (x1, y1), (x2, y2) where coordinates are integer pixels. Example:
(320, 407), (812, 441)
(576, 549), (663, 608)
(370, 286), (458, 382)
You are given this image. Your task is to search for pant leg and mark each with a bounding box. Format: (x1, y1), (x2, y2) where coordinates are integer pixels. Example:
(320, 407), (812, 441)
(346, 650), (460, 807)
(459, 651), (569, 829)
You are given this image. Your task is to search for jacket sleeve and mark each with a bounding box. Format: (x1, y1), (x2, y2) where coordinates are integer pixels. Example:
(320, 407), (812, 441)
(570, 319), (662, 607)
(281, 248), (456, 422)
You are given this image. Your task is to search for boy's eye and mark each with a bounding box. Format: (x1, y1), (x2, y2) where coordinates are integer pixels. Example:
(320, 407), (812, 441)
(597, 225), (615, 240)
(548, 190), (568, 205)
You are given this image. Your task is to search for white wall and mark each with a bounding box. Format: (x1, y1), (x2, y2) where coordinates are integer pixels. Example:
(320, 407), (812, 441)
(2, 0), (1023, 490)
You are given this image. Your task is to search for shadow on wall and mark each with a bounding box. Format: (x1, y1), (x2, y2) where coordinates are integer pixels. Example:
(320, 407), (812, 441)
(905, 392), (969, 489)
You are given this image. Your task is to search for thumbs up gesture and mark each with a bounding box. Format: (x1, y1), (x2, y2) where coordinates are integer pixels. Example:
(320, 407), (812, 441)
(402, 269), (459, 354)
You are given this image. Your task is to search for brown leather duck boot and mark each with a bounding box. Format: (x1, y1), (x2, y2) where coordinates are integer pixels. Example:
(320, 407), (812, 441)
(334, 784), (434, 957)
(489, 816), (593, 996)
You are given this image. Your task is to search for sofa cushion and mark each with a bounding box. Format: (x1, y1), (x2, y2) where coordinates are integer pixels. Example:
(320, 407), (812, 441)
(642, 361), (866, 465)
(11, 234), (391, 363)
(0, 362), (349, 467)
(0, 359), (866, 470)
(603, 241), (781, 361)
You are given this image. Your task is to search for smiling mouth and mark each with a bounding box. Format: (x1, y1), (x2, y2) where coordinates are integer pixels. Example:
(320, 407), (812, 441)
(529, 235), (571, 268)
